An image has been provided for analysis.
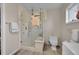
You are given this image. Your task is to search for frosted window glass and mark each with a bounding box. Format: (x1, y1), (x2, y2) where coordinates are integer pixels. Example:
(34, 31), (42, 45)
(68, 4), (79, 23)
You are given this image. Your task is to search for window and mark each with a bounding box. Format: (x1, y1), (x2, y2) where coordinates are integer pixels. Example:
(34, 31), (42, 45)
(66, 4), (79, 23)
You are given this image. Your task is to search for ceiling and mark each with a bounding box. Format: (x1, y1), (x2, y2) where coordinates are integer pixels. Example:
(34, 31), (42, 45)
(21, 3), (64, 9)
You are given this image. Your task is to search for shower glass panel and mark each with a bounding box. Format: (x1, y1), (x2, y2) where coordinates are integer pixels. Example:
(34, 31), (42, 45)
(28, 9), (43, 47)
(21, 9), (43, 47)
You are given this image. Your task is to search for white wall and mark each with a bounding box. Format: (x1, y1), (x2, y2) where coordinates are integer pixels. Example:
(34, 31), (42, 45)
(2, 3), (20, 55)
(43, 9), (62, 44)
(60, 4), (71, 41)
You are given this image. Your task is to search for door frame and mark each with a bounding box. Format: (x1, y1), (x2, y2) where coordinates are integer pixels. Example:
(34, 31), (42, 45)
(1, 3), (6, 55)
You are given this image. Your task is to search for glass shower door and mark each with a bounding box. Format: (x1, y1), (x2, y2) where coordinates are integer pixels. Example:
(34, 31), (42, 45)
(21, 9), (43, 47)
(28, 9), (43, 47)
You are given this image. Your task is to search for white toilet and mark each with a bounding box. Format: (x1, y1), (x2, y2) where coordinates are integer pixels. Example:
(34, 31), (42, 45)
(49, 36), (58, 51)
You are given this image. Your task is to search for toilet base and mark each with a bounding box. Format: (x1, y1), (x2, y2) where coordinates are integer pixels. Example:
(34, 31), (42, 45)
(51, 46), (57, 51)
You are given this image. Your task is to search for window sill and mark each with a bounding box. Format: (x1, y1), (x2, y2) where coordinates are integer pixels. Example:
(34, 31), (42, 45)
(66, 20), (79, 25)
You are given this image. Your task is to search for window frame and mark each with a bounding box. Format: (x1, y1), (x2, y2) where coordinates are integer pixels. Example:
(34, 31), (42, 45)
(66, 3), (79, 24)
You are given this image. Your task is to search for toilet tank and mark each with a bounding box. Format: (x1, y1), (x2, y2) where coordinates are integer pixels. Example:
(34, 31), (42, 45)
(72, 29), (79, 42)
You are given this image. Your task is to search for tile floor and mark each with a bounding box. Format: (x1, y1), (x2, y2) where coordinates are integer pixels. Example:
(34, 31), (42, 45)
(15, 45), (62, 55)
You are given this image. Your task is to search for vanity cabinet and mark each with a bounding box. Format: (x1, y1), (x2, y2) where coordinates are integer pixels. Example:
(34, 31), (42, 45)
(62, 41), (79, 55)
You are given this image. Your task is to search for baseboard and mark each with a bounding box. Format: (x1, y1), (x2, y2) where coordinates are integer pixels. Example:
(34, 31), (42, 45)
(9, 47), (21, 55)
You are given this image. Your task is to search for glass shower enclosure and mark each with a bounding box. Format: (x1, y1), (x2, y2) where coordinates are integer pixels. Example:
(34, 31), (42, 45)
(21, 8), (43, 47)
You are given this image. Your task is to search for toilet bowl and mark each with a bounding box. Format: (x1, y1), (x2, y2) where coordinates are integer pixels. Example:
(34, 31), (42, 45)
(49, 36), (58, 50)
